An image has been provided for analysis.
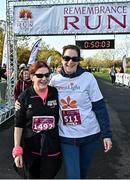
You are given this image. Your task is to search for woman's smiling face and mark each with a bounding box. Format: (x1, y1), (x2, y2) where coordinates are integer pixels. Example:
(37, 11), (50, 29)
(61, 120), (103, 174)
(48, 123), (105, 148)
(23, 70), (30, 81)
(62, 49), (79, 75)
(31, 67), (50, 91)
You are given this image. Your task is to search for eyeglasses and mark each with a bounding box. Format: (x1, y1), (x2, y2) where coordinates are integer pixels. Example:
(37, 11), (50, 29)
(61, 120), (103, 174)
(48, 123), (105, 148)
(34, 73), (50, 78)
(62, 56), (80, 62)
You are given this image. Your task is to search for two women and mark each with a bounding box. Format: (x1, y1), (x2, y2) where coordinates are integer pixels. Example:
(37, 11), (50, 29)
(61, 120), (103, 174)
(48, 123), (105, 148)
(14, 45), (112, 179)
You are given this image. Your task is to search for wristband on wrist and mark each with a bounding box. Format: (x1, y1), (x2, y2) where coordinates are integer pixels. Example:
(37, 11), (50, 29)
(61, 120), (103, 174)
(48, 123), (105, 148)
(12, 146), (23, 158)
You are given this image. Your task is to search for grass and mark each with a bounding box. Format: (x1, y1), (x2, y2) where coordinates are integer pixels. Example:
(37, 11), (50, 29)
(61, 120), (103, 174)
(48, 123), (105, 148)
(93, 72), (111, 82)
(0, 98), (6, 104)
(94, 68), (130, 81)
(126, 69), (130, 73)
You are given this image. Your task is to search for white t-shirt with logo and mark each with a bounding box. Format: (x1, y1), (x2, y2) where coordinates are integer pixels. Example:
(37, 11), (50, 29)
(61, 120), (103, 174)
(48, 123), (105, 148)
(50, 72), (103, 138)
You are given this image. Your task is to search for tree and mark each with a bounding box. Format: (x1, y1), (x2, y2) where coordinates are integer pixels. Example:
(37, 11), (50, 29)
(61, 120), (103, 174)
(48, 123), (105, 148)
(116, 35), (130, 58)
(0, 28), (4, 64)
(17, 46), (30, 64)
(17, 36), (30, 47)
(37, 45), (61, 67)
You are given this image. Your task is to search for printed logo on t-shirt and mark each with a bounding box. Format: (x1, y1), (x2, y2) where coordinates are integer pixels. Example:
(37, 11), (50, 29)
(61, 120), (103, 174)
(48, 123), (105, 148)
(60, 96), (81, 125)
(58, 82), (80, 91)
(47, 100), (57, 108)
(28, 104), (32, 109)
(60, 96), (77, 109)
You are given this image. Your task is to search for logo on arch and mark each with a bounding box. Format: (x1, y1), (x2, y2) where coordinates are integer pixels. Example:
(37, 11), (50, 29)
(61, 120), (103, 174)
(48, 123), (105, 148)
(16, 8), (33, 33)
(19, 9), (32, 19)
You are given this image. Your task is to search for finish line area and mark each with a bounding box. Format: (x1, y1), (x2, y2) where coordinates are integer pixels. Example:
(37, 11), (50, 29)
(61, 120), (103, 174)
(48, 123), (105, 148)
(0, 0), (130, 178)
(1, 0), (130, 125)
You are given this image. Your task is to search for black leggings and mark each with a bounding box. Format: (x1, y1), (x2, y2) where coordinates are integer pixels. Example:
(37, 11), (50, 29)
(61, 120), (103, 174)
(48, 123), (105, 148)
(27, 154), (62, 179)
(111, 75), (116, 84)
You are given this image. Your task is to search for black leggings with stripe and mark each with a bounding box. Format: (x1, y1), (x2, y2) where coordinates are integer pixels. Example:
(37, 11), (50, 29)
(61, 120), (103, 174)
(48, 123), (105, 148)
(25, 153), (62, 179)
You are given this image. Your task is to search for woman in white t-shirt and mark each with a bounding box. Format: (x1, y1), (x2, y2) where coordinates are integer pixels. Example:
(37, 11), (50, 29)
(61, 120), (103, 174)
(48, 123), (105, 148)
(50, 45), (112, 179)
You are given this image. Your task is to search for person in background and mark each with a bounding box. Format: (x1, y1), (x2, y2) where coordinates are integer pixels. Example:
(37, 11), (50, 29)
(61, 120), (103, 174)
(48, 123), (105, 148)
(0, 63), (7, 81)
(109, 64), (117, 85)
(19, 63), (26, 71)
(56, 66), (62, 74)
(86, 65), (92, 73)
(12, 60), (62, 179)
(50, 45), (112, 179)
(0, 64), (2, 82)
(50, 66), (62, 78)
(119, 65), (124, 73)
(17, 63), (26, 77)
(14, 68), (32, 101)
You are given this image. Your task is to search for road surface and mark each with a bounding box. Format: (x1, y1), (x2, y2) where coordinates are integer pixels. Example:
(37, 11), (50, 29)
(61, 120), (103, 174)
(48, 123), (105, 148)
(0, 78), (130, 179)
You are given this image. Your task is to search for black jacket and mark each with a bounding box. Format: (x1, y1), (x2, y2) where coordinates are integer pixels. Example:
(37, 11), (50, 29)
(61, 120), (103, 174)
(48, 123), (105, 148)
(15, 85), (61, 157)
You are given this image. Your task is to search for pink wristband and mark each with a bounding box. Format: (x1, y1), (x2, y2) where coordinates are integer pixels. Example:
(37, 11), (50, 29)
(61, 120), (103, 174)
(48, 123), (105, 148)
(12, 146), (23, 158)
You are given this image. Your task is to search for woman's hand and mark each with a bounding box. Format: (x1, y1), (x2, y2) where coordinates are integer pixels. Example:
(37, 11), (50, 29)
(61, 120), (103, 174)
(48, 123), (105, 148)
(14, 155), (23, 168)
(103, 138), (112, 153)
(15, 100), (21, 111)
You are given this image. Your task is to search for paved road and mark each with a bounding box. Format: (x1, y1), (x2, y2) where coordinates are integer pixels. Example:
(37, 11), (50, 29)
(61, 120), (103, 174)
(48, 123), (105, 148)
(88, 78), (130, 179)
(0, 78), (130, 179)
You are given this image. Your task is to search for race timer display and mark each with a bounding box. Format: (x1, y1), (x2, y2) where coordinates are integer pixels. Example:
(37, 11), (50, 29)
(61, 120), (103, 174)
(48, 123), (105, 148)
(76, 40), (115, 49)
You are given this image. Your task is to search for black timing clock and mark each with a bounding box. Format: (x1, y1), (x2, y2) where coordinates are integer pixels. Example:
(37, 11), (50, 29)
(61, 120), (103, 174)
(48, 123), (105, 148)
(76, 40), (115, 49)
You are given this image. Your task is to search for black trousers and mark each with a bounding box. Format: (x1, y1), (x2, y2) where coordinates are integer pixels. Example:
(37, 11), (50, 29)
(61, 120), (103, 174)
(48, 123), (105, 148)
(26, 153), (62, 179)
(111, 75), (116, 84)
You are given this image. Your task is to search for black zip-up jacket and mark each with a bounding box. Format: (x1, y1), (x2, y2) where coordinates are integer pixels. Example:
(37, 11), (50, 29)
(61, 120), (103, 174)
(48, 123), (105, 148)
(15, 85), (61, 157)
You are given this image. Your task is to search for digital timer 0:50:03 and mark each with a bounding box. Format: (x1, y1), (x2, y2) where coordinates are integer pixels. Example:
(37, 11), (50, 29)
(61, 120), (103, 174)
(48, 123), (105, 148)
(76, 40), (115, 49)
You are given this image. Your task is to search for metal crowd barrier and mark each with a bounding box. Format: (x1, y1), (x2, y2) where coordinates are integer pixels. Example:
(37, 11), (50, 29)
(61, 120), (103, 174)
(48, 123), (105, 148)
(0, 104), (15, 125)
(0, 81), (15, 125)
(115, 73), (130, 87)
